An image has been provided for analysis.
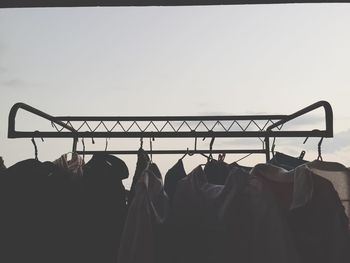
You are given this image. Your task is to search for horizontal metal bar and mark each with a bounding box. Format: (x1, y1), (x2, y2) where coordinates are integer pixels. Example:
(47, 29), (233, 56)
(76, 149), (267, 155)
(9, 130), (331, 138)
(55, 115), (286, 121)
(1, 0), (348, 8)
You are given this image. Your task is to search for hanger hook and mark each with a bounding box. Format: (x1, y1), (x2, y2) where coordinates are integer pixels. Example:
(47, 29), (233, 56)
(271, 137), (276, 157)
(209, 137), (215, 159)
(149, 137), (153, 162)
(105, 138), (109, 151)
(73, 137), (78, 153)
(82, 138), (86, 162)
(317, 137), (324, 161)
(31, 137), (38, 160)
(31, 131), (44, 160)
(140, 137), (143, 149)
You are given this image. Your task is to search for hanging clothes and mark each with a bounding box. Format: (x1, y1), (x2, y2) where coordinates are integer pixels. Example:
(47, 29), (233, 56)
(269, 152), (308, 171)
(304, 160), (350, 225)
(118, 162), (169, 263)
(168, 165), (299, 263)
(0, 156), (6, 171)
(228, 162), (252, 172)
(82, 154), (128, 263)
(128, 148), (150, 204)
(53, 152), (85, 176)
(251, 163), (350, 263)
(204, 159), (230, 185)
(164, 159), (187, 204)
(0, 159), (75, 263)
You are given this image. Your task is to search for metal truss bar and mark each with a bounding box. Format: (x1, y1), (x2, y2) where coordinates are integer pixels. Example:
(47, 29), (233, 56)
(54, 115), (286, 121)
(11, 130), (330, 138)
(1, 0), (348, 9)
(76, 149), (267, 155)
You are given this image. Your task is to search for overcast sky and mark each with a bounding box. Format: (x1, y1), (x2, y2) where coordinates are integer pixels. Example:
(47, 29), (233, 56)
(1, 4), (350, 187)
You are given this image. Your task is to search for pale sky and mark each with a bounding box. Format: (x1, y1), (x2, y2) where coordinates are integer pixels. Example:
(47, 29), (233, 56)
(1, 4), (350, 187)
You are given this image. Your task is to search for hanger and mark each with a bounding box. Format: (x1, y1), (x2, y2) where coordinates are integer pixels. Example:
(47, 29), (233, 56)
(184, 137), (211, 161)
(271, 137), (276, 157)
(149, 137), (155, 163)
(303, 134), (324, 161)
(232, 153), (253, 164)
(209, 137), (215, 160)
(105, 138), (110, 151)
(140, 137), (144, 150)
(180, 147), (195, 161)
(317, 137), (324, 161)
(81, 138), (86, 162)
(31, 131), (44, 160)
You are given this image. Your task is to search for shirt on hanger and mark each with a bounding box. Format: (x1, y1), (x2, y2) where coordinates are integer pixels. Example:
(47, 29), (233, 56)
(53, 152), (85, 176)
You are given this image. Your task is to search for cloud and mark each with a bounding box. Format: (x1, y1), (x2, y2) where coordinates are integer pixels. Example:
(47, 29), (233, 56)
(322, 129), (350, 154)
(1, 78), (24, 88)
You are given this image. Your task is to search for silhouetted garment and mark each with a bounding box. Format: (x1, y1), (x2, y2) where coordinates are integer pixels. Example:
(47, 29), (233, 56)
(82, 154), (128, 263)
(228, 162), (252, 172)
(0, 156), (6, 171)
(164, 159), (186, 204)
(128, 148), (150, 204)
(118, 163), (169, 263)
(204, 159), (230, 185)
(305, 160), (350, 226)
(251, 163), (350, 263)
(0, 159), (75, 263)
(53, 152), (85, 176)
(169, 166), (298, 263)
(269, 152), (308, 171)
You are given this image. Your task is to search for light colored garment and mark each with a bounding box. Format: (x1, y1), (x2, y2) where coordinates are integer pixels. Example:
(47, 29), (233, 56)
(53, 153), (85, 176)
(117, 163), (169, 263)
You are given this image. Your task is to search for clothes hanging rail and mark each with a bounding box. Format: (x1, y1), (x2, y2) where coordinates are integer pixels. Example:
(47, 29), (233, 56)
(8, 101), (333, 161)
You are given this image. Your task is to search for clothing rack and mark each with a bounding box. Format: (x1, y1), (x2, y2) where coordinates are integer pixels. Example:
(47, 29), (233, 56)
(8, 101), (333, 161)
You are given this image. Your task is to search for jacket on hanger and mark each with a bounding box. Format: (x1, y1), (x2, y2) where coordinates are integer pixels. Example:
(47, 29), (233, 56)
(128, 148), (150, 204)
(82, 154), (128, 263)
(168, 166), (298, 263)
(0, 159), (75, 263)
(164, 159), (187, 204)
(251, 163), (350, 263)
(118, 162), (169, 263)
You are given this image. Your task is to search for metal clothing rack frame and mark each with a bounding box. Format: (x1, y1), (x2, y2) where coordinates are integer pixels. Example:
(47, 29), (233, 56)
(8, 100), (333, 161)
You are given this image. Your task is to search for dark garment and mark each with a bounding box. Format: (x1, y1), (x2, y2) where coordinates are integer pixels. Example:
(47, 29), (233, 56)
(118, 162), (169, 263)
(164, 159), (186, 204)
(204, 159), (230, 185)
(169, 166), (298, 263)
(251, 163), (350, 263)
(0, 159), (76, 263)
(0, 156), (6, 171)
(228, 162), (252, 172)
(269, 151), (308, 171)
(82, 154), (128, 263)
(128, 148), (150, 204)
